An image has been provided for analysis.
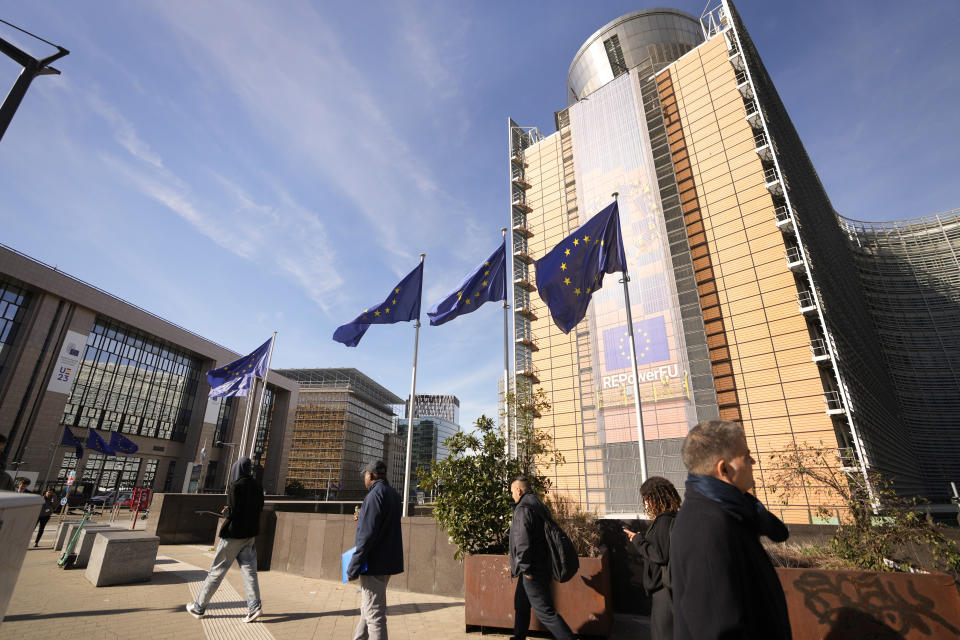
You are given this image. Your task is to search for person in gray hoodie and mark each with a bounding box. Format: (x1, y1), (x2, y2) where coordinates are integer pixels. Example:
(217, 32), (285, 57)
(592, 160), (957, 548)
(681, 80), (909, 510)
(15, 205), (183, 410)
(186, 457), (264, 623)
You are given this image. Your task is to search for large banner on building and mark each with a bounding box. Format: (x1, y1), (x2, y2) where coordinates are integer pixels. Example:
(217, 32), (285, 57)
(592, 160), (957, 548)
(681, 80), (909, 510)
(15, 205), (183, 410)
(47, 330), (89, 395)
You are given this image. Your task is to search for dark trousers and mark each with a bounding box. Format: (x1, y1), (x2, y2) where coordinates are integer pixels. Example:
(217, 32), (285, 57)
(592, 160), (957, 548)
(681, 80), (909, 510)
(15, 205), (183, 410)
(513, 574), (574, 640)
(35, 516), (50, 546)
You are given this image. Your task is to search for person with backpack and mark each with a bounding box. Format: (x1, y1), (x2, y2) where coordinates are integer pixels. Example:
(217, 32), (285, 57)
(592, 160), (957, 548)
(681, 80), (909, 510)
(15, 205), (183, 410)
(508, 476), (574, 640)
(623, 476), (682, 640)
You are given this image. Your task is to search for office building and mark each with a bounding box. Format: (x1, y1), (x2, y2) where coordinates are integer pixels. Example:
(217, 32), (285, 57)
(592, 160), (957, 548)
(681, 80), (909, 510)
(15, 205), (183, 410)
(277, 368), (402, 500)
(0, 244), (297, 496)
(507, 1), (960, 521)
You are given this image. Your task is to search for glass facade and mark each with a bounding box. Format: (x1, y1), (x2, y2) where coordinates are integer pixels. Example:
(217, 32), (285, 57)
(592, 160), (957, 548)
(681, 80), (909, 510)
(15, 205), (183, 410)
(396, 417), (460, 492)
(567, 72), (698, 512)
(142, 457), (158, 488)
(278, 368), (402, 499)
(82, 453), (141, 491)
(252, 386), (276, 466)
(59, 317), (203, 442)
(213, 397), (235, 447)
(0, 277), (31, 384)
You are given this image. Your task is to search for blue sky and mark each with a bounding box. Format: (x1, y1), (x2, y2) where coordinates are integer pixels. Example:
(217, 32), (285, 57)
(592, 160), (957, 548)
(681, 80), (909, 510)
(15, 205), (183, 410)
(1, 1), (957, 426)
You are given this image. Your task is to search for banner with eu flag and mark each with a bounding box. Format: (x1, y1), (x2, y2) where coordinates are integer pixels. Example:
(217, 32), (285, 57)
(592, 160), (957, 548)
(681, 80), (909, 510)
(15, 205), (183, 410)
(333, 261), (424, 347)
(428, 243), (506, 326)
(535, 201), (626, 333)
(206, 338), (272, 398)
(602, 316), (670, 369)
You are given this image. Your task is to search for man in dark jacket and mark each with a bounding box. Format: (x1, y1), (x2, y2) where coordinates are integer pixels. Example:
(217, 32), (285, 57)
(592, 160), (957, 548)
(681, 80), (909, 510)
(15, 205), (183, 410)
(348, 460), (403, 640)
(186, 457), (264, 623)
(509, 477), (573, 640)
(671, 420), (791, 640)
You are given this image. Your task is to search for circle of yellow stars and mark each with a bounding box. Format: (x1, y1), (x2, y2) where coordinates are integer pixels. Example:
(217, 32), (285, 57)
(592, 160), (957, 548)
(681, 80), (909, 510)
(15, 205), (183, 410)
(561, 233), (604, 296)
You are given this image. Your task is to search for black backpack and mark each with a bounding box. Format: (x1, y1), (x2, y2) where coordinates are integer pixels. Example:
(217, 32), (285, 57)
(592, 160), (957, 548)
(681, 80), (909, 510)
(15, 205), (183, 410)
(542, 508), (580, 583)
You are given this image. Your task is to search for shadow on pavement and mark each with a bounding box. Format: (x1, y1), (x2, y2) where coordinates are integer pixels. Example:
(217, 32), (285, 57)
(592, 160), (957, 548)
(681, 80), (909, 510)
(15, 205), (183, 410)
(261, 601), (461, 624)
(4, 606), (183, 622)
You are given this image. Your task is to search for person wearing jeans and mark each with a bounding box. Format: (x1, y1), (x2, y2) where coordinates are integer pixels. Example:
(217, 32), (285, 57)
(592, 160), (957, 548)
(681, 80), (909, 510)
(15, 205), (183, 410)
(509, 476), (574, 640)
(186, 457), (264, 623)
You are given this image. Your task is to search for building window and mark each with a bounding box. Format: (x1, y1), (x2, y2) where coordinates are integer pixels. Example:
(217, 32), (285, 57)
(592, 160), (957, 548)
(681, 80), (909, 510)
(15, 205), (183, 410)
(213, 397), (234, 446)
(252, 387), (276, 466)
(59, 317), (203, 442)
(162, 460), (177, 492)
(0, 278), (31, 383)
(603, 34), (628, 78)
(57, 451), (79, 481)
(204, 460), (219, 491)
(142, 458), (158, 488)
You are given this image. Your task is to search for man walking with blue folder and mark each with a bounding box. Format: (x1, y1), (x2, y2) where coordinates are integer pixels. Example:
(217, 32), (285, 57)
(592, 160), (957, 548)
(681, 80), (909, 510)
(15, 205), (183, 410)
(348, 460), (403, 640)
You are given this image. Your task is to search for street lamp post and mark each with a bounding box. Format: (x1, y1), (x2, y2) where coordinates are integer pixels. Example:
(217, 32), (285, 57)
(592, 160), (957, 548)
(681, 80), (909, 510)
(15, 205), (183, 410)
(0, 21), (69, 143)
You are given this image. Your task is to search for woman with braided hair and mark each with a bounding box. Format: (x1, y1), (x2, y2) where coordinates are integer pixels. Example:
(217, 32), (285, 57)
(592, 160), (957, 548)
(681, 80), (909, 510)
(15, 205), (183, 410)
(623, 476), (682, 640)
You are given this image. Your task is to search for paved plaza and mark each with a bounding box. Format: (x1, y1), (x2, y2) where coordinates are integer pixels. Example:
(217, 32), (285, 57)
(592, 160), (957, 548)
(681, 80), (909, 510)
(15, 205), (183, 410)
(6, 523), (649, 640)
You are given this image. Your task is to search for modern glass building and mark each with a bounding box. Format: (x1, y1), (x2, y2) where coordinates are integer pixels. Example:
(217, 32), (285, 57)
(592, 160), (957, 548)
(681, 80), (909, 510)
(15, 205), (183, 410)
(0, 243), (298, 496)
(507, 0), (959, 521)
(276, 368), (403, 499)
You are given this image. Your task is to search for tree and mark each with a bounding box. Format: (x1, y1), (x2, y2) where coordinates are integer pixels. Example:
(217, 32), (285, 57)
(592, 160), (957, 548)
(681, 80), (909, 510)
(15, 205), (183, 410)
(767, 441), (960, 575)
(417, 389), (562, 560)
(284, 479), (306, 497)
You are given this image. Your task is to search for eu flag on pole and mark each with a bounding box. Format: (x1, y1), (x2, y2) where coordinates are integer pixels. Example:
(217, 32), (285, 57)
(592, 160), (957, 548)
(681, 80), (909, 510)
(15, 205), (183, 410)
(428, 243), (506, 326)
(87, 429), (116, 456)
(109, 431), (139, 455)
(61, 426), (84, 458)
(535, 201), (626, 333)
(333, 262), (424, 347)
(602, 316), (671, 370)
(206, 338), (272, 398)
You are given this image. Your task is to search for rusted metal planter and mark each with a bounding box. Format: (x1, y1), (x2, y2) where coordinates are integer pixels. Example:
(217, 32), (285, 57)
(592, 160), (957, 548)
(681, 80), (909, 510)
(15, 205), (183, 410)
(777, 567), (960, 639)
(464, 553), (612, 636)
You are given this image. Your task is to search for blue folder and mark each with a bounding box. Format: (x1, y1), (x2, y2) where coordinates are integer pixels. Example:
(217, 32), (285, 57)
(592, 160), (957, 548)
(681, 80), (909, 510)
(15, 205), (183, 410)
(341, 546), (368, 583)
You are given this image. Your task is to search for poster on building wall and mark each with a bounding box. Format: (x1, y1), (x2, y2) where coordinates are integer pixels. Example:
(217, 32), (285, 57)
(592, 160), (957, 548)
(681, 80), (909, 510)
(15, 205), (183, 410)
(46, 330), (89, 395)
(204, 396), (222, 424)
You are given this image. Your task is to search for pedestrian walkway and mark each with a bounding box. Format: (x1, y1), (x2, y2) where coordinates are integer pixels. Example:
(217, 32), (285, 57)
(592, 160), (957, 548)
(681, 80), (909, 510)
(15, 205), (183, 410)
(6, 522), (650, 639)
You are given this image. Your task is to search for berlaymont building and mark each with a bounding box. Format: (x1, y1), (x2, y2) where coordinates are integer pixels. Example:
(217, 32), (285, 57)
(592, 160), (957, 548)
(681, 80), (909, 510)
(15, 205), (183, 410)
(506, 0), (960, 522)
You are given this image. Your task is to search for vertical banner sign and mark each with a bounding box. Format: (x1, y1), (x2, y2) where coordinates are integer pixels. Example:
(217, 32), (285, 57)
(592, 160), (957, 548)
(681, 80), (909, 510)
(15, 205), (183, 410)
(47, 330), (89, 394)
(203, 396), (222, 425)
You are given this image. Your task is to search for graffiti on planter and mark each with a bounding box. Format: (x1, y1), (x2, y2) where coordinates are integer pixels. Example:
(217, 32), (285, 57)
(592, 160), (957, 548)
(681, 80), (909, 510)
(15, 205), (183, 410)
(792, 571), (959, 636)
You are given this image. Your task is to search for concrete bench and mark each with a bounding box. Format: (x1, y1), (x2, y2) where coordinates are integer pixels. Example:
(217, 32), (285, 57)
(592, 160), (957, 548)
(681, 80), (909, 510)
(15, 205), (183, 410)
(60, 522), (112, 553)
(54, 519), (83, 550)
(83, 531), (160, 587)
(71, 527), (126, 569)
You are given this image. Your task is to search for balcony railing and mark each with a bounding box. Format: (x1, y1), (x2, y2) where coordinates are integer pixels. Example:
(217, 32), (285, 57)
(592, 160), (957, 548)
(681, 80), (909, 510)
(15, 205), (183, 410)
(786, 246), (803, 270)
(797, 290), (817, 312)
(810, 338), (830, 361)
(774, 205), (792, 228)
(824, 391), (845, 415)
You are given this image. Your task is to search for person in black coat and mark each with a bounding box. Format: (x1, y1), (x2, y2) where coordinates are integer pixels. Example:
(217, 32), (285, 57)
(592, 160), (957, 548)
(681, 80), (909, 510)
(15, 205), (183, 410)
(623, 476), (681, 640)
(671, 420), (791, 640)
(348, 460), (403, 640)
(186, 457), (265, 623)
(508, 476), (574, 640)
(34, 489), (58, 547)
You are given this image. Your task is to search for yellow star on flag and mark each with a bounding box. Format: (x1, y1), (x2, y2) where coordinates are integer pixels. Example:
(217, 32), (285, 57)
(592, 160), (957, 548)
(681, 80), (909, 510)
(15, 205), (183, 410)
(573, 238), (579, 246)
(564, 248), (571, 256)
(563, 277), (571, 285)
(560, 263), (566, 271)
(574, 288), (581, 295)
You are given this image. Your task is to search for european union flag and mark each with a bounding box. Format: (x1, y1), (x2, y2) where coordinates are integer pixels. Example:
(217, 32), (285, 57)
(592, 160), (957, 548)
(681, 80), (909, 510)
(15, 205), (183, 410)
(602, 316), (671, 370)
(87, 429), (116, 456)
(427, 243), (506, 326)
(61, 426), (84, 458)
(206, 338), (272, 398)
(535, 201), (626, 333)
(109, 431), (139, 455)
(333, 262), (424, 347)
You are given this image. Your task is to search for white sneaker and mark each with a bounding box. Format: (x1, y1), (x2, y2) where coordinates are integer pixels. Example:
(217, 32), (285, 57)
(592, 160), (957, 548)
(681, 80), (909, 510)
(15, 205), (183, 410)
(186, 602), (204, 619)
(243, 607), (262, 623)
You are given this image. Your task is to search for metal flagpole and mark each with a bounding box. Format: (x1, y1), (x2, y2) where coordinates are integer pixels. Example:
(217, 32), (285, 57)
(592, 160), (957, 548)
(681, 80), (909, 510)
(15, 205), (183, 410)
(229, 390), (255, 493)
(612, 192), (649, 483)
(247, 331), (278, 460)
(402, 254), (425, 518)
(500, 228), (511, 455)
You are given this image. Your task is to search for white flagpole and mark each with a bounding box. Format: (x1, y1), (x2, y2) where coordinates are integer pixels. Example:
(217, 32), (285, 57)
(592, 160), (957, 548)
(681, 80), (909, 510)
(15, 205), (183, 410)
(501, 228), (511, 456)
(402, 254), (425, 518)
(613, 193), (649, 482)
(247, 331), (278, 460)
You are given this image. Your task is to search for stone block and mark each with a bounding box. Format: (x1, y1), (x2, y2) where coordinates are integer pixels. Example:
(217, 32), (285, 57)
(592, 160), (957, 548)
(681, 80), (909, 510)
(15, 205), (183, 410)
(83, 531), (160, 587)
(72, 527), (126, 569)
(62, 522), (112, 553)
(53, 519), (83, 550)
(0, 492), (42, 633)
